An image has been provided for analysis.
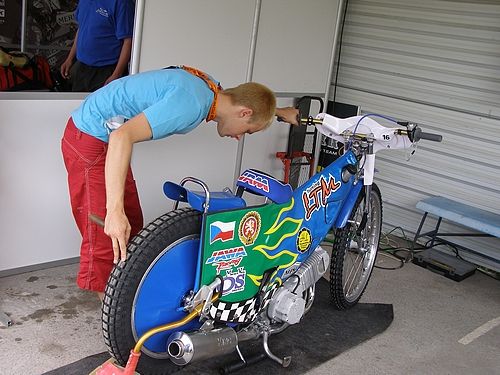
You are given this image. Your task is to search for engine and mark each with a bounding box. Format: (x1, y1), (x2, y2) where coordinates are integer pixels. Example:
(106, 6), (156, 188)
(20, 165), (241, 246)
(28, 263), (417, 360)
(267, 246), (330, 324)
(166, 246), (329, 366)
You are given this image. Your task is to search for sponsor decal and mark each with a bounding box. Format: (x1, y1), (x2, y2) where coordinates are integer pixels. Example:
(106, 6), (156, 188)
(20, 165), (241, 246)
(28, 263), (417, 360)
(210, 220), (235, 244)
(238, 211), (261, 246)
(222, 267), (246, 296)
(212, 258), (242, 273)
(238, 171), (270, 192)
(283, 262), (301, 278)
(296, 228), (312, 253)
(302, 175), (341, 220)
(206, 247), (247, 274)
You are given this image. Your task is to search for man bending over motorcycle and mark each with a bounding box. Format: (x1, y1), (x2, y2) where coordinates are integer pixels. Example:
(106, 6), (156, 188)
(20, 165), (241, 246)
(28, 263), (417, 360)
(61, 65), (298, 299)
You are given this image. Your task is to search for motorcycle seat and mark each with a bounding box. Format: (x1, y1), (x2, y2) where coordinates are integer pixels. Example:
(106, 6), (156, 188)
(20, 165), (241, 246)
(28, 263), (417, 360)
(163, 181), (246, 212)
(236, 169), (293, 204)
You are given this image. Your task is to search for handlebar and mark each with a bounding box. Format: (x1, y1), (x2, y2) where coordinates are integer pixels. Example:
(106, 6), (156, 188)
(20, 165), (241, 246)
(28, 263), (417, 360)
(276, 94), (442, 145)
(297, 117), (442, 144)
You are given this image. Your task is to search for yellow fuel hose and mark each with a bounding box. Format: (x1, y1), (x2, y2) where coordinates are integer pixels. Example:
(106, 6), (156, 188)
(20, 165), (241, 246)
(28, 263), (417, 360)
(133, 293), (219, 353)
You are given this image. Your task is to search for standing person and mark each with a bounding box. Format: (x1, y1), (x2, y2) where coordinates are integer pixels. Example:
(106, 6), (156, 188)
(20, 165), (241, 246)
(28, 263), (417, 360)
(61, 65), (299, 299)
(60, 0), (135, 92)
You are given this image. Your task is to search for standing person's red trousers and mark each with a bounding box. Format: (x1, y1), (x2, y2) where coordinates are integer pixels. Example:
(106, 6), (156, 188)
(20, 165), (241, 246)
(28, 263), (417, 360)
(61, 118), (143, 292)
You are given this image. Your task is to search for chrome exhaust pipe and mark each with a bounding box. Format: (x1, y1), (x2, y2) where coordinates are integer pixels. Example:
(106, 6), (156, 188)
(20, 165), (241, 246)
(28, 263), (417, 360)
(167, 325), (260, 365)
(167, 327), (238, 365)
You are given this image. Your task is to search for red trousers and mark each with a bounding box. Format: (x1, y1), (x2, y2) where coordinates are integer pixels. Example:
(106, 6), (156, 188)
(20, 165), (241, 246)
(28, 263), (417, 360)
(61, 118), (143, 292)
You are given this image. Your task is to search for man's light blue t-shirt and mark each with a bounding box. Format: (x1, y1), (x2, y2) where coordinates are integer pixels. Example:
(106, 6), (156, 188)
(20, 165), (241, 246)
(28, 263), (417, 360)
(72, 69), (217, 143)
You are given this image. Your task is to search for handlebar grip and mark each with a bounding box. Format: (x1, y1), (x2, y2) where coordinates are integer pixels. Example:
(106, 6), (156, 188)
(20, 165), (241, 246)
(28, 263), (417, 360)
(414, 128), (443, 142)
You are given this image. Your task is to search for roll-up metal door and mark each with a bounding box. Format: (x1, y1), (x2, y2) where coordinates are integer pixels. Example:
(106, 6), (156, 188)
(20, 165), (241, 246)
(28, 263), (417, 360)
(333, 0), (500, 271)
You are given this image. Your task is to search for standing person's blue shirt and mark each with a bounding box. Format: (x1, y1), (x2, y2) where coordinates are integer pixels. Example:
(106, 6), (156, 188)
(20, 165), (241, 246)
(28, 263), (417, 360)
(60, 0), (135, 92)
(75, 0), (135, 66)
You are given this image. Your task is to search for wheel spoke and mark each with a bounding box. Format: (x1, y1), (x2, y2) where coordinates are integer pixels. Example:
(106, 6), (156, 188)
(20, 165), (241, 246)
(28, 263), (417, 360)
(344, 251), (364, 295)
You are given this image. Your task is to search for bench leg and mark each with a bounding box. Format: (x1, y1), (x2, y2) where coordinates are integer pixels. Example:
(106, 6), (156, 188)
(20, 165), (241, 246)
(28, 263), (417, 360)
(429, 217), (442, 248)
(411, 212), (428, 259)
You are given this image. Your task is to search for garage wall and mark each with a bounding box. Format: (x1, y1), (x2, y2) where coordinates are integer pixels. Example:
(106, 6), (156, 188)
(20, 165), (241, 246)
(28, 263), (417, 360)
(333, 0), (500, 270)
(0, 1), (340, 273)
(0, 98), (82, 272)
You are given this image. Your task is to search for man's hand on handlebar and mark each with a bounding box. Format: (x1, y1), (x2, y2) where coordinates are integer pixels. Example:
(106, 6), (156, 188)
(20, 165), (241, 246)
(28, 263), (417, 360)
(275, 107), (300, 126)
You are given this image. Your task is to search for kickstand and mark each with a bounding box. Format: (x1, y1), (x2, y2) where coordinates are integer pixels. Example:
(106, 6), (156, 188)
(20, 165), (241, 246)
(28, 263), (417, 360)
(262, 331), (291, 367)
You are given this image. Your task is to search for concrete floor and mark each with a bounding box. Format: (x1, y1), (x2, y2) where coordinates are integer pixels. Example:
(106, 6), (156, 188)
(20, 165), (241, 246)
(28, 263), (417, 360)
(1, 254), (499, 375)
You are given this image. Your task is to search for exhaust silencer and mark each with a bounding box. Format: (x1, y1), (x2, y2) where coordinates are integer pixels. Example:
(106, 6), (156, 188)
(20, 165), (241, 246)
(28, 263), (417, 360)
(167, 327), (238, 365)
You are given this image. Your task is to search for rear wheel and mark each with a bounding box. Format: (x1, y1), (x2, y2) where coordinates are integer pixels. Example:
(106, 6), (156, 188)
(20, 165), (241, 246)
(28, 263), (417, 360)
(329, 184), (382, 310)
(101, 208), (202, 375)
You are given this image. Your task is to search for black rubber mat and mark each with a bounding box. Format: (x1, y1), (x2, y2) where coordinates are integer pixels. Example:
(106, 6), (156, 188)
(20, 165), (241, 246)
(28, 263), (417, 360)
(43, 279), (393, 375)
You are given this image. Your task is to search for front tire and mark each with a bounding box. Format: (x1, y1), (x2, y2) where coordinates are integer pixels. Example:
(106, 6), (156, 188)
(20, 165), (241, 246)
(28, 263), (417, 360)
(329, 184), (382, 310)
(101, 208), (202, 375)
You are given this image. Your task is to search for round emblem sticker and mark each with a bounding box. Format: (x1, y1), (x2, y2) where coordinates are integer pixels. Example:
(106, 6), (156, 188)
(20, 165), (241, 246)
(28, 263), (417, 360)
(238, 211), (261, 246)
(297, 228), (312, 253)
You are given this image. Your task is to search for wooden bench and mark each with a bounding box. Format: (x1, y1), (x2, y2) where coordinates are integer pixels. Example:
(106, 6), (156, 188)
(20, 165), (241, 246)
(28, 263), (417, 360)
(411, 196), (500, 263)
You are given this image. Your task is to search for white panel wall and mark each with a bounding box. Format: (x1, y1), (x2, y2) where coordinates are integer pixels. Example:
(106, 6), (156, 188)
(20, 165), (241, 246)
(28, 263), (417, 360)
(137, 0), (256, 86)
(0, 99), (81, 272)
(252, 0), (339, 93)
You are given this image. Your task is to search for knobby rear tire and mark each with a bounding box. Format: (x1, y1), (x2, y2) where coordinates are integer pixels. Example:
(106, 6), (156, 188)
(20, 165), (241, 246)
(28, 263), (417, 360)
(101, 208), (201, 375)
(329, 184), (383, 310)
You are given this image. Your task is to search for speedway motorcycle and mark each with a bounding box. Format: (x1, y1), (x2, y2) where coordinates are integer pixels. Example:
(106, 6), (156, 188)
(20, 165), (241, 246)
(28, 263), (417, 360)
(94, 98), (442, 375)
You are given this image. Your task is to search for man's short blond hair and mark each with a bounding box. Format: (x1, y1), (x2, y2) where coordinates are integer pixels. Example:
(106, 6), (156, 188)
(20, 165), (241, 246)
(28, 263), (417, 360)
(222, 82), (276, 129)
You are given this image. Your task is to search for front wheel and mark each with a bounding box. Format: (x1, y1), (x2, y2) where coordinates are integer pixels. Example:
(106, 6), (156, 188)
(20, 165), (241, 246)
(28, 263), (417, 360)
(329, 184), (382, 310)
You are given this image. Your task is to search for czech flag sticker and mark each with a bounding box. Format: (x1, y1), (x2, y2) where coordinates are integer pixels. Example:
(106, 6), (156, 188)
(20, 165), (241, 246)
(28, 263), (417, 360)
(210, 221), (235, 244)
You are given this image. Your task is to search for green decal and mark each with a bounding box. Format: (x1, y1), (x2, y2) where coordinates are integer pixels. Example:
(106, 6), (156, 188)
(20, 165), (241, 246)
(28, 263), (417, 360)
(201, 199), (303, 302)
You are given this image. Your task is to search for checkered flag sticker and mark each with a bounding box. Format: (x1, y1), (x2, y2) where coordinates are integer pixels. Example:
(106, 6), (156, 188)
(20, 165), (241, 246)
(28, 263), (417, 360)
(209, 283), (279, 323)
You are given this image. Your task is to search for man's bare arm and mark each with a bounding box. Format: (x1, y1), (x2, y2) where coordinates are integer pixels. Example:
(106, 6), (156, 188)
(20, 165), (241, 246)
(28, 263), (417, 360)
(104, 113), (152, 263)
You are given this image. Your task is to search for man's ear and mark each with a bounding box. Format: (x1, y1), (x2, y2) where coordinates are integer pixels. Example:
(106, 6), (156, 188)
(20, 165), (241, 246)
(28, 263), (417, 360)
(239, 107), (253, 119)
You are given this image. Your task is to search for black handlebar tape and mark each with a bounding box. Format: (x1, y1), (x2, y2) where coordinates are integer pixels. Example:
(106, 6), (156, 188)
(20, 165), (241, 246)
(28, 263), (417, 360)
(414, 128), (443, 142)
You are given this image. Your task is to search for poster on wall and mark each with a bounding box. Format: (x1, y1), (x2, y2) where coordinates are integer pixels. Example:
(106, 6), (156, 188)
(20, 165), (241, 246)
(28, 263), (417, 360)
(25, 0), (78, 69)
(0, 0), (78, 70)
(0, 0), (22, 47)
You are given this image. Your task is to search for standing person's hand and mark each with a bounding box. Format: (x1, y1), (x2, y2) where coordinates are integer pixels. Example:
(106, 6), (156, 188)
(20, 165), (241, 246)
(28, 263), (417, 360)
(104, 210), (131, 264)
(104, 73), (121, 86)
(60, 59), (73, 79)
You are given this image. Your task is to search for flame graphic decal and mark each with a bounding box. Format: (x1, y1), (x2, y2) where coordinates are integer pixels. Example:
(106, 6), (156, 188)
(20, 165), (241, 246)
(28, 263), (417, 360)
(248, 198), (303, 286)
